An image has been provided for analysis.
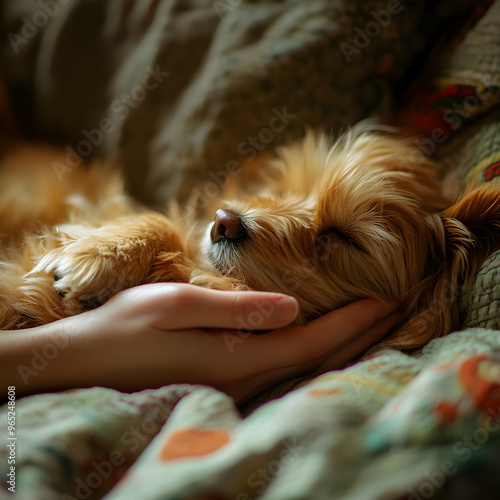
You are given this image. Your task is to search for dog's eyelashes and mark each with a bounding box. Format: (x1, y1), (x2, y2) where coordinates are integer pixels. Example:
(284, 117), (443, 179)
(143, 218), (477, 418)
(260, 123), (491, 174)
(316, 228), (348, 248)
(315, 228), (365, 255)
(318, 228), (347, 242)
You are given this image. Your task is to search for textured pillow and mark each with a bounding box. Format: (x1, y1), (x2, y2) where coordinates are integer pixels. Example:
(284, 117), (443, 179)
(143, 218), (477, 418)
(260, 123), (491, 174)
(422, 2), (500, 329)
(0, 0), (478, 206)
(461, 251), (500, 330)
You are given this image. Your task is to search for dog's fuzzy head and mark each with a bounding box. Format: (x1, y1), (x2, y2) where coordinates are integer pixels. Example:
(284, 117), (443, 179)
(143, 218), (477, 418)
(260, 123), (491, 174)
(202, 124), (500, 351)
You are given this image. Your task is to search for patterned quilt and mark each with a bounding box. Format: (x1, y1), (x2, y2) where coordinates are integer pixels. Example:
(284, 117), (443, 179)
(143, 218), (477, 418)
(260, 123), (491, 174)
(1, 1), (500, 499)
(2, 328), (500, 500)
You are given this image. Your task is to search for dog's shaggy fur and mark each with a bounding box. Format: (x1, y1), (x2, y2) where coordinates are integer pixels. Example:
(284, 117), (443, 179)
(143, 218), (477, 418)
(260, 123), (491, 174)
(1, 124), (499, 352)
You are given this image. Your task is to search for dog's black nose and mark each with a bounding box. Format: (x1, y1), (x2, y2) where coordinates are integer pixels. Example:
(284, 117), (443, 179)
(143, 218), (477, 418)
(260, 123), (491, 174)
(211, 209), (246, 243)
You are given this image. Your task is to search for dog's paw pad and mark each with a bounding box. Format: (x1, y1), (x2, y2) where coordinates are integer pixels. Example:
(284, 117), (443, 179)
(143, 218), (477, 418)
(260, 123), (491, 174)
(53, 271), (67, 297)
(79, 297), (105, 310)
(49, 256), (117, 314)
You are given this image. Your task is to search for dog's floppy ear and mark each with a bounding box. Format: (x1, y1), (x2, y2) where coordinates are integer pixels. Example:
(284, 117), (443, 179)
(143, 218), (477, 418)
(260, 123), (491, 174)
(381, 185), (500, 352)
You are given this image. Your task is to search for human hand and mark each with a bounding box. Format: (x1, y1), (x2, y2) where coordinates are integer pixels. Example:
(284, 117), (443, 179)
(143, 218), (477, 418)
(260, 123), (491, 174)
(1, 283), (402, 403)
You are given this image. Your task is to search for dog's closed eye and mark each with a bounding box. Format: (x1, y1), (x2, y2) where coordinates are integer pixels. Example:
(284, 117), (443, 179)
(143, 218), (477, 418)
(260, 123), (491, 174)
(315, 228), (365, 256)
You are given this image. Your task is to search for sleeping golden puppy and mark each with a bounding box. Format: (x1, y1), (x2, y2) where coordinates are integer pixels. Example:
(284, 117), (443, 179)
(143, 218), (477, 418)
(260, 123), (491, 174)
(1, 124), (499, 353)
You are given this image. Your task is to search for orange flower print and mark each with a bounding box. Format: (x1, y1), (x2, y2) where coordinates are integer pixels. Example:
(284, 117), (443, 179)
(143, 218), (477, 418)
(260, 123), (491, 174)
(160, 428), (231, 461)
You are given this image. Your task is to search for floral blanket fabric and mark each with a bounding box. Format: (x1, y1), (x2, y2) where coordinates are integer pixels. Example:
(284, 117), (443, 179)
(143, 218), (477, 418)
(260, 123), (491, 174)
(2, 328), (500, 500)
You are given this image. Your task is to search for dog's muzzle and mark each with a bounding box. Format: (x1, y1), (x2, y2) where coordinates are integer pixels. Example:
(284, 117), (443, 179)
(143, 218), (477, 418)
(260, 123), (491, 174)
(211, 209), (247, 243)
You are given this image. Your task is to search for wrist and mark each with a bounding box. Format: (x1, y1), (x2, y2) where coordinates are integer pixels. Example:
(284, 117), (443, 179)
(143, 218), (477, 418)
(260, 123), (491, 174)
(0, 317), (91, 397)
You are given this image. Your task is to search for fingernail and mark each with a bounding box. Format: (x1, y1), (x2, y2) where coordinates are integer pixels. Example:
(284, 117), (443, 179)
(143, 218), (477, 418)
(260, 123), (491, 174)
(274, 297), (299, 322)
(376, 303), (396, 320)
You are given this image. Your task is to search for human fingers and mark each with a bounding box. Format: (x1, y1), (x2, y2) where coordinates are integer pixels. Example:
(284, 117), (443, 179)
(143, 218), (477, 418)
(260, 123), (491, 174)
(111, 283), (300, 331)
(225, 312), (403, 404)
(229, 299), (396, 369)
(299, 299), (396, 350)
(314, 311), (404, 373)
(216, 301), (401, 402)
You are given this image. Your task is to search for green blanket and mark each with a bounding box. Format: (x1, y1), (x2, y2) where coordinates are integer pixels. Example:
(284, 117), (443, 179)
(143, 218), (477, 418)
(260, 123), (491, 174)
(2, 328), (500, 499)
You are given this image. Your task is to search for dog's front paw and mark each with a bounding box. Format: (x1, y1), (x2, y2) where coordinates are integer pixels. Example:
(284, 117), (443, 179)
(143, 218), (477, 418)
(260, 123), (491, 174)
(30, 214), (189, 317)
(51, 261), (115, 314)
(33, 238), (139, 316)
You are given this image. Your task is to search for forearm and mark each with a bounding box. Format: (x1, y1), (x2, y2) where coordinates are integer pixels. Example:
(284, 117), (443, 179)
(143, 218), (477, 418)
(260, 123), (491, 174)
(0, 318), (88, 398)
(0, 307), (225, 399)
